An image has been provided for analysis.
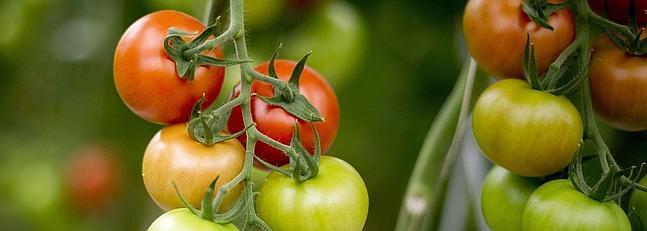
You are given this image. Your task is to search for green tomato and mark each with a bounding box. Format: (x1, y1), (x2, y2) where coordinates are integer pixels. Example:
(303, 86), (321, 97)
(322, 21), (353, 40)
(481, 166), (540, 231)
(523, 179), (631, 231)
(629, 175), (647, 230)
(284, 1), (366, 87)
(472, 79), (583, 177)
(256, 156), (369, 231)
(148, 208), (239, 231)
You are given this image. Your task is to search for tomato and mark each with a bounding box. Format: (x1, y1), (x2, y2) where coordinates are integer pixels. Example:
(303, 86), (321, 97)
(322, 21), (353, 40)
(463, 0), (575, 79)
(589, 0), (647, 26)
(590, 36), (647, 131)
(472, 79), (583, 177)
(148, 208), (239, 231)
(256, 156), (368, 231)
(284, 1), (366, 87)
(65, 144), (122, 213)
(142, 123), (244, 211)
(523, 179), (631, 230)
(629, 175), (647, 230)
(227, 60), (340, 167)
(114, 10), (225, 124)
(481, 166), (541, 231)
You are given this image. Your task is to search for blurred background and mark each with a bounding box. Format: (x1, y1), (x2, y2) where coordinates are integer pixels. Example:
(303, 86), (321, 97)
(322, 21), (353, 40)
(0, 0), (645, 230)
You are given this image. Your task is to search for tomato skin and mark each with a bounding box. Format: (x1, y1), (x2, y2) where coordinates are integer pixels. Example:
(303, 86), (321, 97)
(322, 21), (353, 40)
(481, 166), (540, 231)
(472, 79), (583, 177)
(65, 145), (122, 213)
(629, 175), (647, 230)
(590, 36), (647, 131)
(523, 179), (631, 231)
(589, 0), (647, 26)
(114, 10), (225, 125)
(463, 0), (575, 79)
(256, 156), (368, 231)
(227, 60), (340, 166)
(148, 208), (239, 231)
(142, 123), (244, 211)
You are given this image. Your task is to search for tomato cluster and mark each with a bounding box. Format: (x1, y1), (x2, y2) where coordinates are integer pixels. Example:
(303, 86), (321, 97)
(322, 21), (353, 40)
(113, 9), (367, 231)
(464, 0), (647, 230)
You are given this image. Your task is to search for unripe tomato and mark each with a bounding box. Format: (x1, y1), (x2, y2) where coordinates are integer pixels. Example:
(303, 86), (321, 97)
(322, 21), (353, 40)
(629, 175), (647, 230)
(65, 144), (122, 213)
(481, 166), (541, 231)
(142, 124), (244, 211)
(472, 79), (583, 177)
(148, 208), (239, 231)
(590, 36), (647, 131)
(284, 1), (366, 87)
(114, 10), (225, 124)
(256, 156), (369, 231)
(227, 60), (340, 167)
(523, 179), (631, 230)
(589, 0), (647, 26)
(463, 0), (575, 79)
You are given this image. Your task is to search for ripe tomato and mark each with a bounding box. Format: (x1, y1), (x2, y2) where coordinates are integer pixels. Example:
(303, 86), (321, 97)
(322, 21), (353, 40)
(629, 175), (647, 230)
(523, 179), (631, 230)
(589, 0), (647, 26)
(472, 79), (583, 177)
(481, 166), (541, 231)
(463, 0), (575, 79)
(256, 156), (368, 231)
(590, 36), (647, 131)
(148, 208), (239, 231)
(142, 123), (244, 211)
(227, 60), (340, 167)
(284, 1), (366, 87)
(114, 10), (225, 125)
(65, 144), (122, 213)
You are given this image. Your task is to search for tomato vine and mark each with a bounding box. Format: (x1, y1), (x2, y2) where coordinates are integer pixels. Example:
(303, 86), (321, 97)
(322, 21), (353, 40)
(397, 0), (647, 230)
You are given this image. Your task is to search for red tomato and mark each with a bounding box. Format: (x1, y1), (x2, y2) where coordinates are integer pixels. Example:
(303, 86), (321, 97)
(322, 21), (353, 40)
(463, 0), (575, 79)
(589, 0), (647, 26)
(114, 10), (225, 125)
(227, 60), (340, 166)
(65, 144), (122, 213)
(590, 36), (647, 131)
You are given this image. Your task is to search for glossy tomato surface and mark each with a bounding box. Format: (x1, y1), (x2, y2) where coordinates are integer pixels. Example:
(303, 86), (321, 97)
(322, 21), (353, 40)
(472, 79), (582, 177)
(590, 36), (647, 131)
(142, 124), (244, 211)
(589, 0), (647, 26)
(481, 166), (541, 231)
(227, 60), (340, 166)
(463, 0), (575, 79)
(147, 208), (239, 231)
(256, 156), (368, 231)
(523, 179), (631, 231)
(114, 10), (225, 124)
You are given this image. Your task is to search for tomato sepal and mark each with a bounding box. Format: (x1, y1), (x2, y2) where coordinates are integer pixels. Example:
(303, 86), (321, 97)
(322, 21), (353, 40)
(163, 24), (250, 80)
(257, 52), (323, 123)
(522, 0), (570, 31)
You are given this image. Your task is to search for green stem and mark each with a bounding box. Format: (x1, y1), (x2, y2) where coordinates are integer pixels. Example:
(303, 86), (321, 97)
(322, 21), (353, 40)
(395, 58), (488, 231)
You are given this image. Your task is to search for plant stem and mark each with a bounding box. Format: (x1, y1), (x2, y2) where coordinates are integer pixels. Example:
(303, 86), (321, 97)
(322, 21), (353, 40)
(395, 58), (488, 231)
